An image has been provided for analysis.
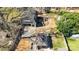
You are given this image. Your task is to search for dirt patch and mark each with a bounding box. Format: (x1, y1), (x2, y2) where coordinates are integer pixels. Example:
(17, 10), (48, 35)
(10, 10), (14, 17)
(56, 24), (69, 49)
(15, 38), (31, 51)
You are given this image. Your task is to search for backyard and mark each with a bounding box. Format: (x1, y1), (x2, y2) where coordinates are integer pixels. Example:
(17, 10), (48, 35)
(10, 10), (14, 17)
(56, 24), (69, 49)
(47, 9), (79, 51)
(68, 38), (79, 51)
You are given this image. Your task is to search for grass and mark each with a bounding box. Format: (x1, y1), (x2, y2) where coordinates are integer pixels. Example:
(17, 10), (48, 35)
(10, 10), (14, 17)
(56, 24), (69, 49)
(0, 47), (9, 51)
(53, 36), (79, 51)
(68, 39), (79, 51)
(53, 36), (66, 50)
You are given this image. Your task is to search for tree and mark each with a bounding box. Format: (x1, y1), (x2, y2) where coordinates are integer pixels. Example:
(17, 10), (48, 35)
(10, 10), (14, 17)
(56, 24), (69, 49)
(57, 12), (79, 51)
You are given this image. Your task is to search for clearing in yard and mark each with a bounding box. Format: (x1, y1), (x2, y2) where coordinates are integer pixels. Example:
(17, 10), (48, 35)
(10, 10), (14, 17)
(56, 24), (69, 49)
(53, 36), (66, 50)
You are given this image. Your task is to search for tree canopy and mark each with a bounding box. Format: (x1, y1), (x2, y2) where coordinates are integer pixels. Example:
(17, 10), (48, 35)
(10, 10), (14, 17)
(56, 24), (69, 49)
(57, 12), (79, 37)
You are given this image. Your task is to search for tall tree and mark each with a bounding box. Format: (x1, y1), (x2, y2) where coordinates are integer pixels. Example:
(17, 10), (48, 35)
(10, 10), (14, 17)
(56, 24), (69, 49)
(57, 12), (79, 51)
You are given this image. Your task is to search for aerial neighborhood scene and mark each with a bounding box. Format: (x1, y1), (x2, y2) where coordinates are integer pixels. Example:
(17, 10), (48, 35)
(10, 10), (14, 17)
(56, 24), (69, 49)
(0, 7), (79, 51)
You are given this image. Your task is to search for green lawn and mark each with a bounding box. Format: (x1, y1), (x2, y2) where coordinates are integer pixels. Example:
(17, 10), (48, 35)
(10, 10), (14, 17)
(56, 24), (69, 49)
(53, 36), (66, 50)
(53, 37), (79, 51)
(68, 39), (79, 51)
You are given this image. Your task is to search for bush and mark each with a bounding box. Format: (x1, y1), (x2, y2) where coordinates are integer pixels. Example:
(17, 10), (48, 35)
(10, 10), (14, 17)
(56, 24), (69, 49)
(58, 11), (65, 15)
(57, 12), (79, 37)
